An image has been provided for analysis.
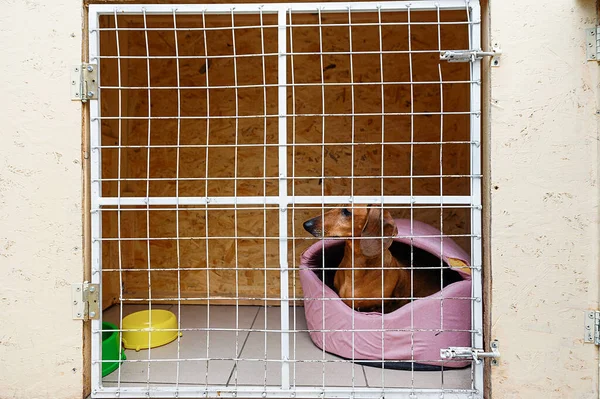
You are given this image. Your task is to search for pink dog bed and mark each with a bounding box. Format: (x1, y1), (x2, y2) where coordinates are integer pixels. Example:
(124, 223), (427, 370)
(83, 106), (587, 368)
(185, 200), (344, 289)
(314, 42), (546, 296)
(299, 219), (472, 370)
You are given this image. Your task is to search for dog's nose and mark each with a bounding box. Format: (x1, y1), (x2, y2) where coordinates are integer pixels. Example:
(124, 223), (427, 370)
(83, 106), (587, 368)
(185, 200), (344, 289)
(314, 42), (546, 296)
(303, 219), (315, 232)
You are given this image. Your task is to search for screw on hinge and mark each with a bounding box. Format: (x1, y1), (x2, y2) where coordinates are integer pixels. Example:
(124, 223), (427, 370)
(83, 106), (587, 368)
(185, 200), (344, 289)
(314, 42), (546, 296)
(490, 340), (499, 365)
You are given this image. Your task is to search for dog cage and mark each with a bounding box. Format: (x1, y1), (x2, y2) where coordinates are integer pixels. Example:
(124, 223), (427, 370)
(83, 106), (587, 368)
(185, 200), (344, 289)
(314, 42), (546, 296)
(88, 1), (484, 397)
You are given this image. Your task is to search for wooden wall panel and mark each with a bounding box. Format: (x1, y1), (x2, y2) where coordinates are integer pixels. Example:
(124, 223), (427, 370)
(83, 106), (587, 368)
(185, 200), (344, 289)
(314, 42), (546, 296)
(98, 10), (471, 307)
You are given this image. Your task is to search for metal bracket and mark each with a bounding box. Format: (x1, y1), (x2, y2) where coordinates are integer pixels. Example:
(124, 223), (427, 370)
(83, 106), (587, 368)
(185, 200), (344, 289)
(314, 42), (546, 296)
(584, 311), (600, 344)
(72, 282), (100, 321)
(440, 340), (500, 366)
(71, 63), (98, 102)
(586, 27), (600, 61)
(441, 44), (502, 66)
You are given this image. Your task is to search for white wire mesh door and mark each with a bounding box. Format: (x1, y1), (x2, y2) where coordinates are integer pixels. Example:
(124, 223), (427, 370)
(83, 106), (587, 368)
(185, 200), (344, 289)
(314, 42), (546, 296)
(89, 1), (483, 398)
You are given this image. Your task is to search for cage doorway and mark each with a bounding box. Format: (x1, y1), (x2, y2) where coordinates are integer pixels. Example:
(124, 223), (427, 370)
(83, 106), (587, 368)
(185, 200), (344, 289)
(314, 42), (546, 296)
(88, 1), (484, 397)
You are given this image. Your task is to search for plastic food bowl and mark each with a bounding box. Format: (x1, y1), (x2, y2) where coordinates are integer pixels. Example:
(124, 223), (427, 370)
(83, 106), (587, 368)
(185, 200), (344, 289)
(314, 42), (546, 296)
(102, 322), (126, 377)
(122, 309), (182, 351)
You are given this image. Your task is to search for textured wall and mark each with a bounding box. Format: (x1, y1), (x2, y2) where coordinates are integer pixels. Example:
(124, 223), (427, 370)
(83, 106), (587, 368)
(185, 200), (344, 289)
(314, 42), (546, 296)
(0, 0), (84, 398)
(490, 1), (599, 398)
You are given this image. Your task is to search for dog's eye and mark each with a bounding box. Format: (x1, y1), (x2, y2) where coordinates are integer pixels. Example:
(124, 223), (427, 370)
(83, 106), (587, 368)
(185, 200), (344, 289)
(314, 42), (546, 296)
(341, 208), (352, 217)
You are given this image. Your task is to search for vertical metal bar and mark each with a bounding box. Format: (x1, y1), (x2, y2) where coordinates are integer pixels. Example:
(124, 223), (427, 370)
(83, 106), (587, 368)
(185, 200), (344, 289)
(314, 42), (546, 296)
(277, 7), (290, 390)
(172, 8), (183, 391)
(316, 7), (327, 391)
(141, 8), (154, 386)
(259, 6), (270, 389)
(346, 5), (356, 390)
(88, 8), (102, 393)
(230, 7), (241, 387)
(406, 4), (415, 392)
(376, 4), (386, 386)
(436, 4), (446, 388)
(287, 7), (298, 389)
(112, 8), (125, 389)
(468, 0), (484, 395)
(201, 9), (212, 389)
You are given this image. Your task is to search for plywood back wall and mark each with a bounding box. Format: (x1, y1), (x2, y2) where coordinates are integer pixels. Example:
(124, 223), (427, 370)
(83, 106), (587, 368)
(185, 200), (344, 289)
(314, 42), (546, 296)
(98, 11), (472, 307)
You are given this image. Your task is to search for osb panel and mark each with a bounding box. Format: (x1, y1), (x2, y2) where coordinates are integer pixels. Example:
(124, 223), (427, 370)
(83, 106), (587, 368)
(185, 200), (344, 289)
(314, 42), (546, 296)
(102, 205), (470, 307)
(102, 206), (281, 303)
(98, 10), (471, 305)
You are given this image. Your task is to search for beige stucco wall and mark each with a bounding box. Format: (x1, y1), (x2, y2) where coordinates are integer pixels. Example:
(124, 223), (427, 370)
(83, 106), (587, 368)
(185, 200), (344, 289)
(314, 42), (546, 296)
(490, 0), (599, 398)
(1, 0), (599, 398)
(0, 0), (84, 398)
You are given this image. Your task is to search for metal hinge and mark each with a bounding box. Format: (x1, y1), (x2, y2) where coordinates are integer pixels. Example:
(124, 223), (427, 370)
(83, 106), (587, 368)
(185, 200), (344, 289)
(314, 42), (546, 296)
(441, 44), (502, 66)
(440, 340), (500, 366)
(586, 27), (600, 61)
(70, 63), (98, 102)
(584, 311), (600, 344)
(72, 282), (100, 320)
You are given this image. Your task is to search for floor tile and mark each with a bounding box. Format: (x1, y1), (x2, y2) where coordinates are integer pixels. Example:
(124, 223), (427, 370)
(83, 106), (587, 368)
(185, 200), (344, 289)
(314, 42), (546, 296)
(102, 304), (462, 390)
(363, 365), (473, 389)
(173, 305), (260, 330)
(236, 306), (367, 387)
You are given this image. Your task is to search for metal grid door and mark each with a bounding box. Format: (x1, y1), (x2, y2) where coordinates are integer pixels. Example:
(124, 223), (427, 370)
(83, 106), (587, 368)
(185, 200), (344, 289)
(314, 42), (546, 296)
(88, 1), (483, 398)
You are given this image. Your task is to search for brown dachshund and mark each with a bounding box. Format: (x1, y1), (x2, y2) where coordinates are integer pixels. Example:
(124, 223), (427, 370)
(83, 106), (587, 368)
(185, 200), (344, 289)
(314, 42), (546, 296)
(303, 205), (443, 313)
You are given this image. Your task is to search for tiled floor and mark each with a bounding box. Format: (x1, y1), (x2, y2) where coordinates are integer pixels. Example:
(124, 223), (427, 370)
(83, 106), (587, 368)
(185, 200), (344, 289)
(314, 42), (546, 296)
(102, 305), (471, 389)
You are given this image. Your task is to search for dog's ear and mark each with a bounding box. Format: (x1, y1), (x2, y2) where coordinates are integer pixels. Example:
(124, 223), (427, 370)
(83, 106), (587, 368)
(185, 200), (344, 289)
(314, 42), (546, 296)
(360, 205), (398, 257)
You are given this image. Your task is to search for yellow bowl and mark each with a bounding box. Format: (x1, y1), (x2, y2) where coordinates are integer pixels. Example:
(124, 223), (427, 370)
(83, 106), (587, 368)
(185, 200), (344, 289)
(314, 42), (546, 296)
(121, 309), (182, 351)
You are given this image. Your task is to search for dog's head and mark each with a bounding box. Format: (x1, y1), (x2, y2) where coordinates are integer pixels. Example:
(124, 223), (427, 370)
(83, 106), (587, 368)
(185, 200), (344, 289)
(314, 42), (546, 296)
(302, 205), (398, 257)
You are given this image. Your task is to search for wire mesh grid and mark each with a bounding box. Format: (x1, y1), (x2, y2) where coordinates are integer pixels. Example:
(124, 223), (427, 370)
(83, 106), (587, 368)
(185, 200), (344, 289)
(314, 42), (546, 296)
(89, 1), (483, 398)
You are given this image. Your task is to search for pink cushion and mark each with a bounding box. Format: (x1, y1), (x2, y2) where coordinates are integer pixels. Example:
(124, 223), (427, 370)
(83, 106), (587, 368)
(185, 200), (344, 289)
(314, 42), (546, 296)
(299, 219), (472, 368)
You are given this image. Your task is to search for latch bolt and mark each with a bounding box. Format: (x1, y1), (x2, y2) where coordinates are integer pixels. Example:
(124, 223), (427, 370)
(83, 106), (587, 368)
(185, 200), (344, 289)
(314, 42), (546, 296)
(440, 340), (500, 366)
(441, 44), (502, 66)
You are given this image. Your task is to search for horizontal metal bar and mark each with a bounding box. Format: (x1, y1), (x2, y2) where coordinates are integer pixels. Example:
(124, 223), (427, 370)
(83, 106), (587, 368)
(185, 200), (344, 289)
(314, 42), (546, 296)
(99, 80), (477, 90)
(94, 141), (476, 148)
(93, 111), (475, 120)
(93, 388), (474, 399)
(101, 265), (469, 272)
(96, 233), (477, 241)
(90, 1), (472, 16)
(108, 296), (476, 303)
(98, 196), (276, 206)
(95, 49), (470, 59)
(96, 204), (476, 211)
(95, 175), (479, 182)
(97, 195), (473, 206)
(97, 356), (471, 364)
(95, 326), (475, 334)
(94, 21), (475, 32)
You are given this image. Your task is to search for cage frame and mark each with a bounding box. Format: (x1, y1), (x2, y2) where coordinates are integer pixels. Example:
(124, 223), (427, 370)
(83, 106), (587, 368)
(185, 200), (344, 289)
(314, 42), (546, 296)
(88, 1), (484, 397)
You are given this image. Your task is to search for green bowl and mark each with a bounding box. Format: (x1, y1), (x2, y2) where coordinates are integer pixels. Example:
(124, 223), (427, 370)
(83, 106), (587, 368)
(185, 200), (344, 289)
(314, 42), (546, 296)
(102, 322), (126, 377)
